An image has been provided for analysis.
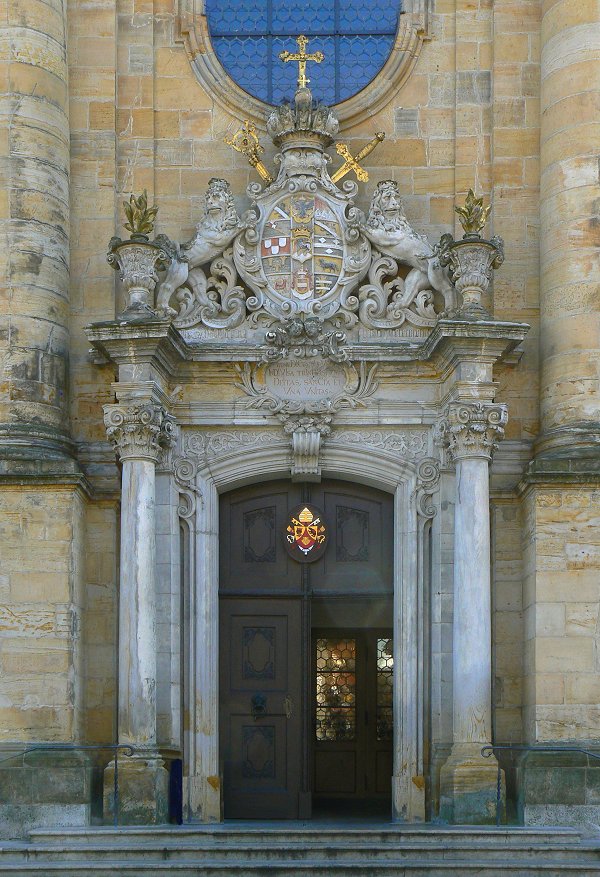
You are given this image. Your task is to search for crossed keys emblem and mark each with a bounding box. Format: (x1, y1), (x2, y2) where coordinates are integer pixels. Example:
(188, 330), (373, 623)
(286, 505), (327, 559)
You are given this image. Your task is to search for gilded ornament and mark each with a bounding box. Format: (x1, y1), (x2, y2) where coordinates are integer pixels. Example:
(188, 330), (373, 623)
(122, 189), (159, 240)
(224, 120), (274, 184)
(278, 34), (324, 90)
(330, 133), (386, 184)
(454, 188), (492, 237)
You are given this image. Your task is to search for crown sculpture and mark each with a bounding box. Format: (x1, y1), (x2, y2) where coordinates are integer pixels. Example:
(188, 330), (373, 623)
(107, 36), (504, 330)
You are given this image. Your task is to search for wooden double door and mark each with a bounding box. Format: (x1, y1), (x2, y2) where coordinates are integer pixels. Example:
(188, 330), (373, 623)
(219, 480), (394, 819)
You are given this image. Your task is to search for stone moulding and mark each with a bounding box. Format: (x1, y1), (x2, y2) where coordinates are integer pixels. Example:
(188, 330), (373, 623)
(177, 0), (430, 129)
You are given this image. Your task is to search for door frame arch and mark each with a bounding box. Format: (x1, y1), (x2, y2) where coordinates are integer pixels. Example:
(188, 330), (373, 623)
(176, 436), (430, 823)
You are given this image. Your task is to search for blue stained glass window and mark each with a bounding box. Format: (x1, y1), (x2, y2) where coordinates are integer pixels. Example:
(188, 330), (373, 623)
(205, 0), (400, 105)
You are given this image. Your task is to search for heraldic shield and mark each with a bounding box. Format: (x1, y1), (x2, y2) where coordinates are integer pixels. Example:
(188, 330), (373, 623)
(285, 503), (328, 563)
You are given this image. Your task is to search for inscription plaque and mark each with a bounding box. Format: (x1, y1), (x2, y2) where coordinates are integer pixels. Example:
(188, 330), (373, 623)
(264, 359), (347, 403)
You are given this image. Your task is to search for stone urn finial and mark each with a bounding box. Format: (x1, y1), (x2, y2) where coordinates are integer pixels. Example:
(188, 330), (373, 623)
(436, 189), (504, 320)
(107, 190), (171, 320)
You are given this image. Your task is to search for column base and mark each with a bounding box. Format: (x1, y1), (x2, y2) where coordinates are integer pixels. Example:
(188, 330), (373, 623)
(185, 774), (222, 823)
(103, 755), (169, 825)
(439, 744), (505, 824)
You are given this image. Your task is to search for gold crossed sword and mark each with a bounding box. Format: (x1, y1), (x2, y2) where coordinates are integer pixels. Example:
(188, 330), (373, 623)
(331, 133), (386, 183)
(224, 35), (385, 185)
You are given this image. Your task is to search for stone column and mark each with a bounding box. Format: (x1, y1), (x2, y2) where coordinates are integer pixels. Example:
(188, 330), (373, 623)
(0, 1), (72, 463)
(103, 402), (175, 825)
(538, 4), (600, 456)
(440, 401), (507, 823)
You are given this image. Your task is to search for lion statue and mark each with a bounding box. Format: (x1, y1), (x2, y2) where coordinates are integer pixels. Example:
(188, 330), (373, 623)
(156, 178), (242, 316)
(362, 180), (456, 310)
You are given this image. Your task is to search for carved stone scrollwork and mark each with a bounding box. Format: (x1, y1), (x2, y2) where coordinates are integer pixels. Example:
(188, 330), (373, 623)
(104, 403), (176, 463)
(233, 359), (378, 416)
(415, 458), (441, 519)
(263, 317), (348, 363)
(170, 248), (247, 330)
(173, 456), (202, 518)
(357, 252), (439, 330)
(233, 358), (378, 479)
(441, 402), (508, 463)
(331, 428), (429, 461)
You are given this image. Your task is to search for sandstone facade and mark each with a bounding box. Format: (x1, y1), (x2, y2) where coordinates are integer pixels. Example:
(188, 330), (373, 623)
(0, 0), (599, 836)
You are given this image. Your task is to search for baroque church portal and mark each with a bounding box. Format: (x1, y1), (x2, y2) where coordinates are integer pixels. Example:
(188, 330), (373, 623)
(1, 0), (600, 856)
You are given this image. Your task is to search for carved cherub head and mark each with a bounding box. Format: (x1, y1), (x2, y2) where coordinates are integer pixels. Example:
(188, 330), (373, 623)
(367, 180), (408, 231)
(203, 178), (239, 230)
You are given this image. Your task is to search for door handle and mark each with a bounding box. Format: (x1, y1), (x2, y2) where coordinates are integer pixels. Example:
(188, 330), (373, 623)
(250, 693), (293, 720)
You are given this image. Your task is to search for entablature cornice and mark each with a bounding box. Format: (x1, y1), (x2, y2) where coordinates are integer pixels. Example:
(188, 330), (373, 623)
(85, 319), (189, 381)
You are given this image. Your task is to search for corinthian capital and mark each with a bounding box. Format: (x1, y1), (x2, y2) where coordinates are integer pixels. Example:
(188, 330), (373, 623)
(443, 402), (508, 463)
(104, 403), (176, 463)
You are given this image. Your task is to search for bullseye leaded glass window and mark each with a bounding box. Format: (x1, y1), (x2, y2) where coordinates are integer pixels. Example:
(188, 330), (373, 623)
(315, 637), (356, 741)
(204, 1), (400, 106)
(377, 637), (393, 742)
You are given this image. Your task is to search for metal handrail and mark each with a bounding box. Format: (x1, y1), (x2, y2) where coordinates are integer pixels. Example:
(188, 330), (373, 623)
(481, 743), (600, 827)
(0, 743), (135, 828)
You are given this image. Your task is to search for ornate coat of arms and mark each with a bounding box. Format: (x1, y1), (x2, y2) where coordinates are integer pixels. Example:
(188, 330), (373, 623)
(146, 37), (463, 334)
(285, 504), (328, 562)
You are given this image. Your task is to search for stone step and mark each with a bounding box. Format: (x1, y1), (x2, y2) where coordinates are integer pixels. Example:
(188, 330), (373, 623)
(3, 840), (600, 864)
(28, 825), (585, 846)
(2, 859), (600, 877)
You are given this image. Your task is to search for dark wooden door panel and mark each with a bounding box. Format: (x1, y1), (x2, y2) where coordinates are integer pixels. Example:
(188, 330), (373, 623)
(220, 599), (303, 818)
(219, 482), (302, 593)
(310, 484), (393, 593)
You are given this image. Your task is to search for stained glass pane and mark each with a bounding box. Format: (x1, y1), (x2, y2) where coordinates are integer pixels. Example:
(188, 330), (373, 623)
(376, 637), (393, 742)
(205, 0), (400, 105)
(315, 637), (356, 741)
(271, 0), (335, 33)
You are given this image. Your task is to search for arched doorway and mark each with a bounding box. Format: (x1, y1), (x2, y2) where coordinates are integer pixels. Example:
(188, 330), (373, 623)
(218, 479), (394, 819)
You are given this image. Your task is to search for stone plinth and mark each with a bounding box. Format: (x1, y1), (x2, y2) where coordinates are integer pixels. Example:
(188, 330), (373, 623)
(440, 745), (503, 824)
(103, 756), (169, 826)
(0, 750), (92, 840)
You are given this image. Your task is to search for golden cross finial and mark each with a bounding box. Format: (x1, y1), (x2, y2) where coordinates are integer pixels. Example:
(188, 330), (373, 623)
(278, 34), (324, 89)
(330, 133), (386, 184)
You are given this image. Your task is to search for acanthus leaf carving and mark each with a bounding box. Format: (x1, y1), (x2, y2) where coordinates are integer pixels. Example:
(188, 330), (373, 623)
(104, 403), (176, 464)
(331, 428), (430, 461)
(441, 402), (508, 463)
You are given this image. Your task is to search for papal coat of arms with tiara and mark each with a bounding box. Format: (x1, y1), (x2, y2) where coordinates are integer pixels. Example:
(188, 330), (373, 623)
(285, 504), (328, 562)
